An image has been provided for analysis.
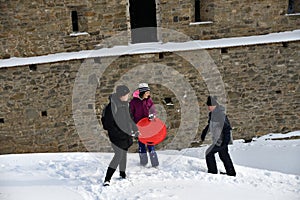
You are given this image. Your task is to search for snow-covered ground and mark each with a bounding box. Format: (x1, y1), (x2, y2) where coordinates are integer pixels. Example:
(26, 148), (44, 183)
(1, 25), (299, 200)
(0, 131), (299, 200)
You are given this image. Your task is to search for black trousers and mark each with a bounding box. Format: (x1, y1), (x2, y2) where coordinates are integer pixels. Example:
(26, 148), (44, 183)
(205, 145), (236, 176)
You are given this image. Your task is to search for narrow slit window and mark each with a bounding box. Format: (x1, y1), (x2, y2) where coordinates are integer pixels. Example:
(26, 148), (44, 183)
(72, 11), (79, 32)
(195, 0), (201, 22)
(288, 0), (294, 13)
(288, 0), (300, 14)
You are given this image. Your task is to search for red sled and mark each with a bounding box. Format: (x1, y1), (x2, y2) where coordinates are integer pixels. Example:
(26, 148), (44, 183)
(137, 117), (167, 145)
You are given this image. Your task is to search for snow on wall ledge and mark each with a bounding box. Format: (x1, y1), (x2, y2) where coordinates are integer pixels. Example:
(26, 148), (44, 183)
(0, 29), (300, 68)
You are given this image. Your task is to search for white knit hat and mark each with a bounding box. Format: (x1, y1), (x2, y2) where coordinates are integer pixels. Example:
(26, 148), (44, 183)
(138, 83), (150, 93)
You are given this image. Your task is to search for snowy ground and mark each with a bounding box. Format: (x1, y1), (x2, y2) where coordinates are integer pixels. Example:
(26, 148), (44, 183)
(0, 131), (300, 200)
(1, 27), (299, 200)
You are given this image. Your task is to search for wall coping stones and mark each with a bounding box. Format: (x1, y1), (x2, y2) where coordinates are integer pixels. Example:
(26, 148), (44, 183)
(0, 29), (299, 69)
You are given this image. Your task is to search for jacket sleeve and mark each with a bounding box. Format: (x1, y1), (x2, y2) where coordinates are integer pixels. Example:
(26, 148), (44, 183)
(130, 119), (138, 132)
(201, 112), (211, 141)
(201, 124), (209, 141)
(221, 116), (232, 146)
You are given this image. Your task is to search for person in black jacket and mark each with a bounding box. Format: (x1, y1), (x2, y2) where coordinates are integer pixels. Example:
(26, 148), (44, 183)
(103, 85), (139, 186)
(201, 96), (236, 176)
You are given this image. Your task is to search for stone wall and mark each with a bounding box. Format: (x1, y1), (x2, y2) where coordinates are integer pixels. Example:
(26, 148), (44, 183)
(0, 0), (128, 58)
(161, 0), (300, 40)
(1, 0), (299, 58)
(214, 42), (300, 138)
(0, 41), (299, 154)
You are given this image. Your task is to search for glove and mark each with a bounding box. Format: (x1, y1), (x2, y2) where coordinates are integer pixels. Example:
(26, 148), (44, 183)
(148, 114), (155, 121)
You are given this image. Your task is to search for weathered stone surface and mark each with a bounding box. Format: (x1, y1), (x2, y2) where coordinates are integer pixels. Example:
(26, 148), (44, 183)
(0, 0), (299, 59)
(0, 41), (299, 154)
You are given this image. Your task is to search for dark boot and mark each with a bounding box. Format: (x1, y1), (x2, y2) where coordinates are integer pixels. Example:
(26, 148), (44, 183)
(149, 151), (159, 167)
(206, 152), (218, 174)
(120, 171), (126, 179)
(226, 168), (236, 177)
(104, 167), (116, 182)
(139, 153), (148, 166)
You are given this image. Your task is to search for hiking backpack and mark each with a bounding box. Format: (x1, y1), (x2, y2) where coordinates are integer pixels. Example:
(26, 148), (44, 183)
(101, 103), (117, 130)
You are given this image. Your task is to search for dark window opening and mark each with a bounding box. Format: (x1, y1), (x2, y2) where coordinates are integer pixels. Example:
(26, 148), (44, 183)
(288, 0), (300, 14)
(221, 48), (228, 54)
(29, 64), (37, 71)
(173, 16), (179, 22)
(195, 0), (201, 22)
(0, 118), (4, 123)
(159, 53), (164, 59)
(288, 0), (294, 13)
(72, 11), (79, 32)
(88, 104), (93, 109)
(194, 0), (214, 22)
(282, 42), (288, 47)
(163, 97), (174, 106)
(129, 0), (158, 43)
(41, 111), (47, 117)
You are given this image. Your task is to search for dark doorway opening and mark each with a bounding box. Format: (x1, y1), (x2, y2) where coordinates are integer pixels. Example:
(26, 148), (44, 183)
(129, 0), (157, 43)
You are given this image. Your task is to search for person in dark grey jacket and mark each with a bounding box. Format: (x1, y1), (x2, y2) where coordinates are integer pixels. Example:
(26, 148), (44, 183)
(103, 85), (139, 186)
(201, 96), (236, 176)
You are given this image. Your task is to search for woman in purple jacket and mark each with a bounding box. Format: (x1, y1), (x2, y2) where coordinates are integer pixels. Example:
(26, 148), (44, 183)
(129, 83), (159, 167)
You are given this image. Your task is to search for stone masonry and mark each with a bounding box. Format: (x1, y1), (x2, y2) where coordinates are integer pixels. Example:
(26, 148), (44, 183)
(1, 0), (299, 58)
(0, 41), (299, 154)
